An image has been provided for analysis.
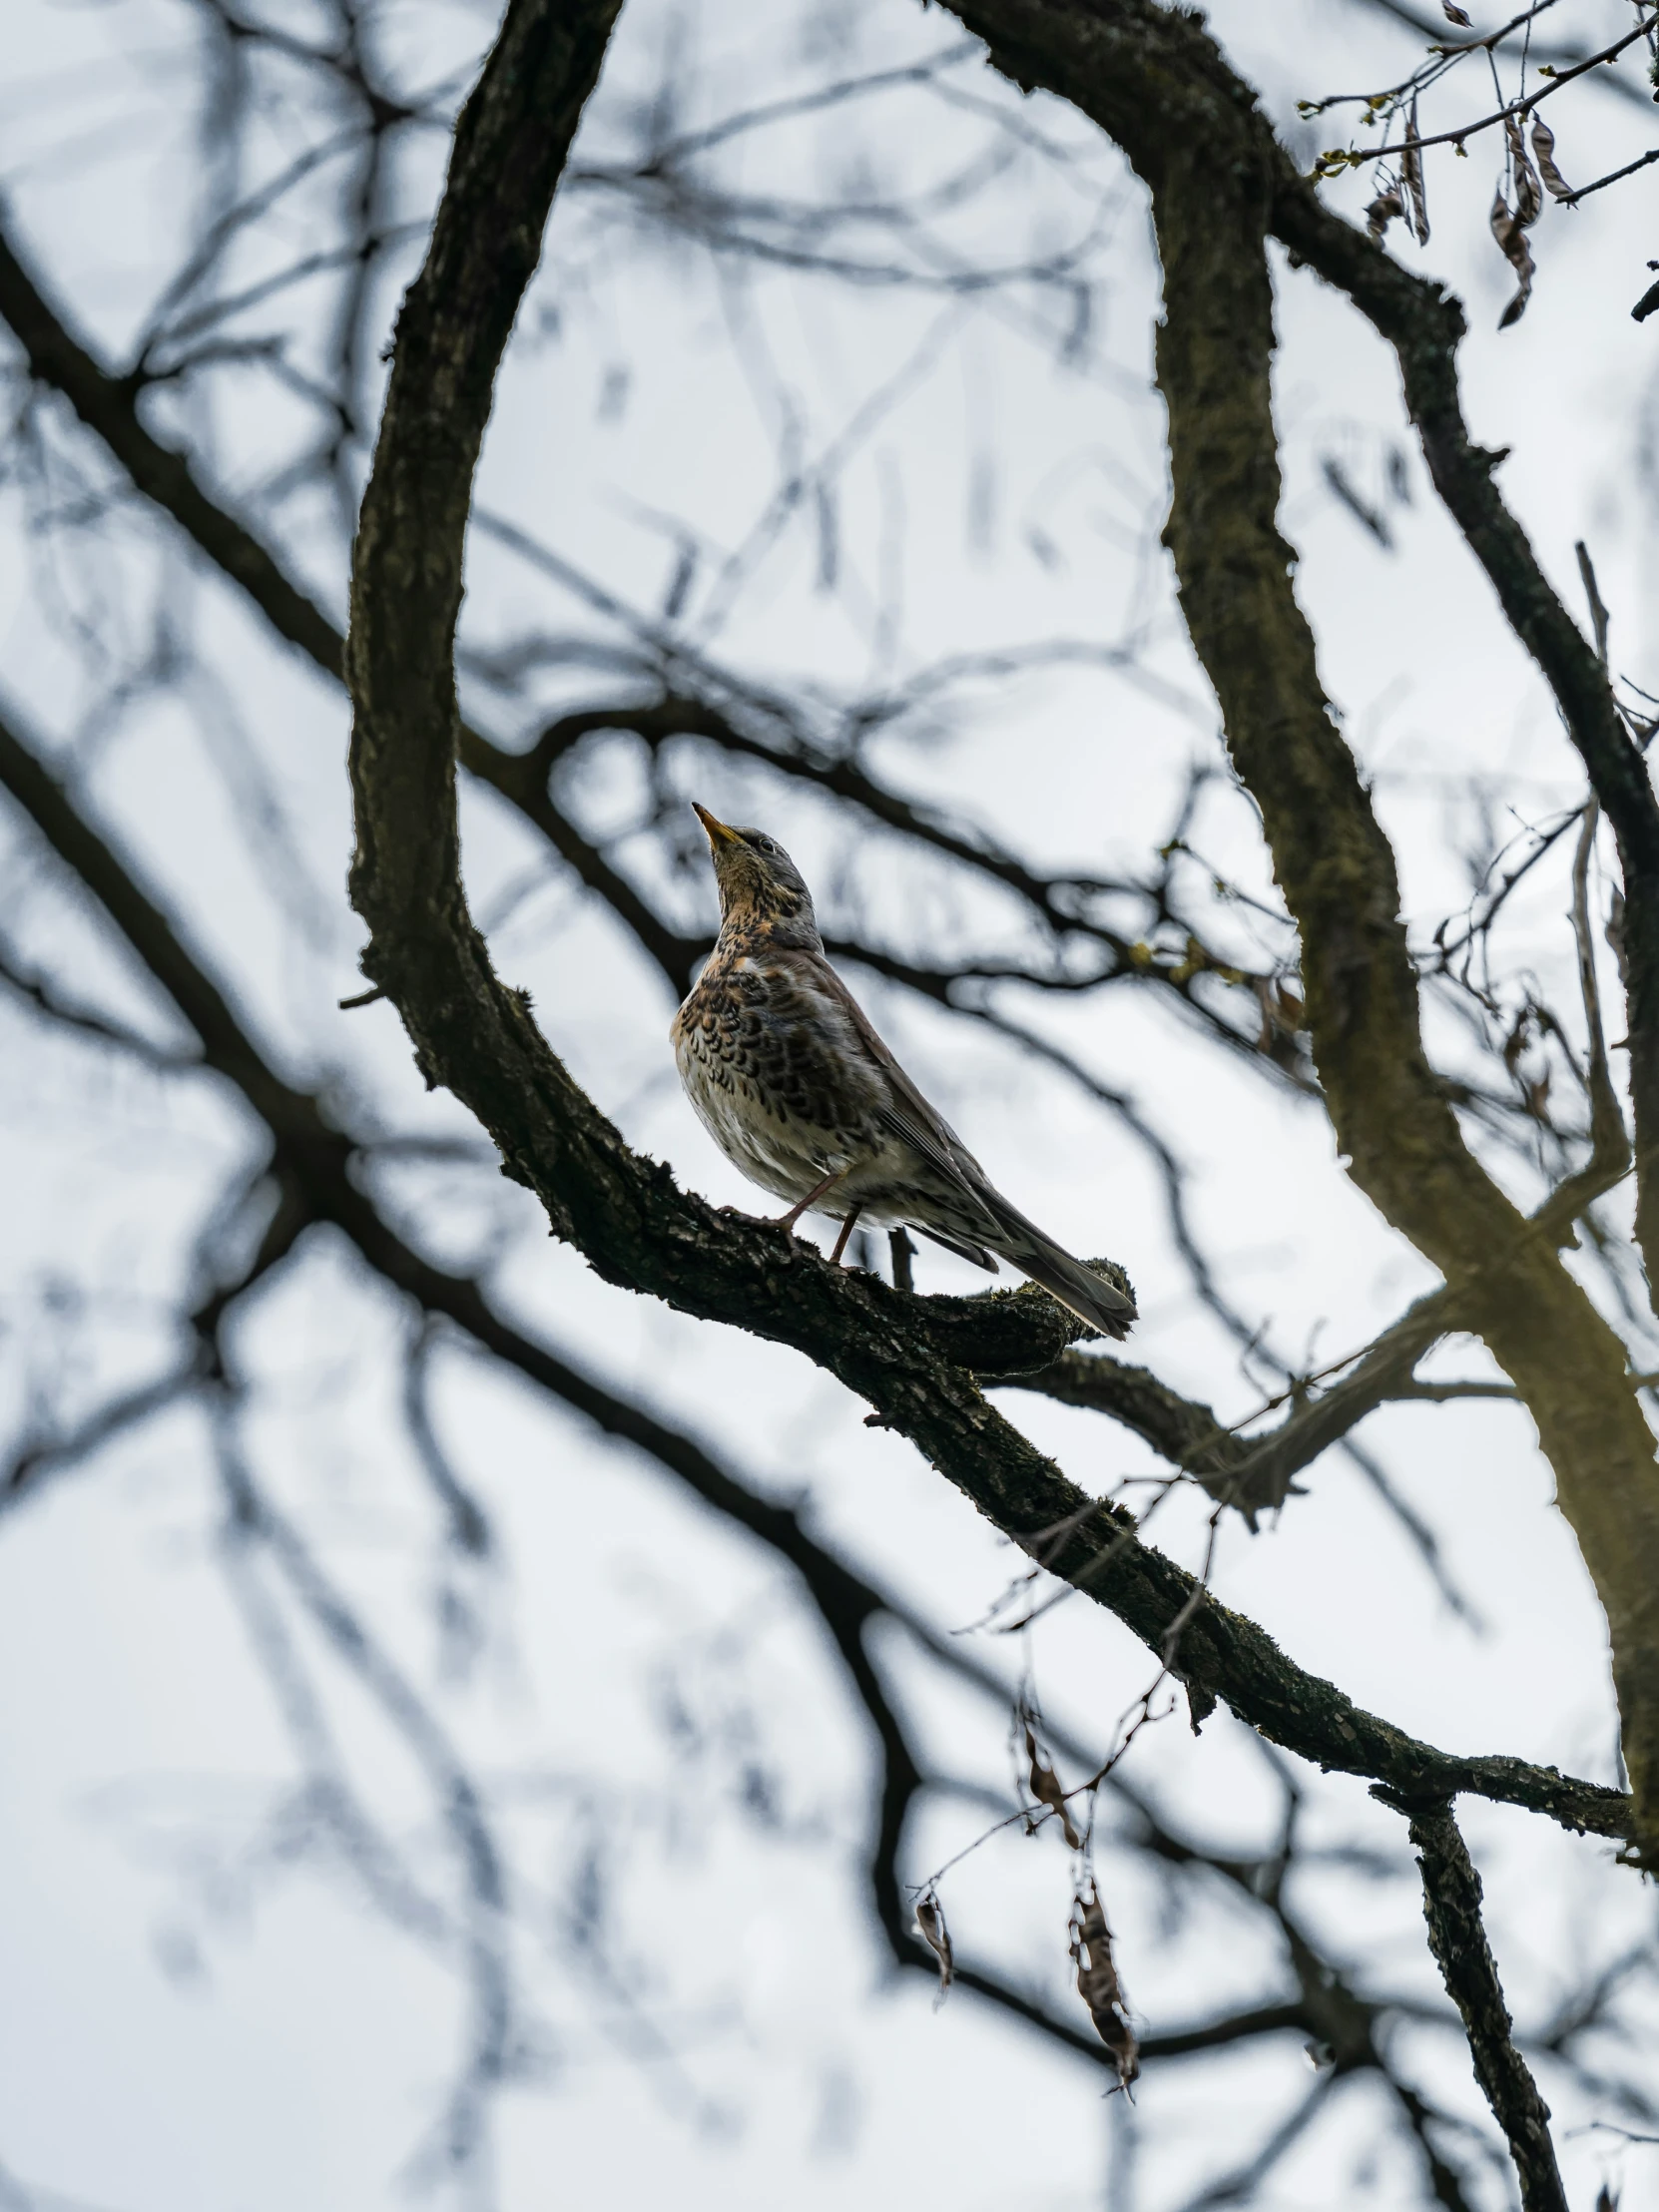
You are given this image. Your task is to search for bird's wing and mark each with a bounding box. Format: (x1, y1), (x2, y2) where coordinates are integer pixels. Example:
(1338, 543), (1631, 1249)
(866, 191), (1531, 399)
(789, 952), (996, 1202)
(911, 1223), (1000, 1273)
(794, 951), (1136, 1338)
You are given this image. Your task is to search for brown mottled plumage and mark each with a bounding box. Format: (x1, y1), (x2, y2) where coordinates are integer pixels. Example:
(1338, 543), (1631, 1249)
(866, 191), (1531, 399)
(671, 804), (1136, 1340)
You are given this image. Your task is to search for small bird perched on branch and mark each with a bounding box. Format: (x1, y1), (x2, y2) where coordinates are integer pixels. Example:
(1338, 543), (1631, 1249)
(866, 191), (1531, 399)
(672, 804), (1136, 1340)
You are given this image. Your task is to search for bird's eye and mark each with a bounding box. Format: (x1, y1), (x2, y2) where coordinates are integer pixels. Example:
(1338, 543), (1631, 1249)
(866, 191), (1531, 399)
(755, 836), (776, 856)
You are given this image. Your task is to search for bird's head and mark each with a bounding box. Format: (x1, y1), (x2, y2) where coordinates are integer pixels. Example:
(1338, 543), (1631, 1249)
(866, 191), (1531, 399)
(692, 804), (821, 945)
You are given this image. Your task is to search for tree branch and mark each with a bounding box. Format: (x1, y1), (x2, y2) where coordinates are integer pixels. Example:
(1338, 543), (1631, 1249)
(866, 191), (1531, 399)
(1389, 1799), (1569, 2212)
(1004, 1287), (1451, 1519)
(1269, 157), (1659, 1303)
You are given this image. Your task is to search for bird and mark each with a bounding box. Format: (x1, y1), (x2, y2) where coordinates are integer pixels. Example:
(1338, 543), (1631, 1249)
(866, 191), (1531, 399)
(671, 803), (1136, 1340)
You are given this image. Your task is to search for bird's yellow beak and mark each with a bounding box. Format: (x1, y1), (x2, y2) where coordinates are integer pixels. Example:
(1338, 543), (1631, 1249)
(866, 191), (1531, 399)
(692, 802), (742, 850)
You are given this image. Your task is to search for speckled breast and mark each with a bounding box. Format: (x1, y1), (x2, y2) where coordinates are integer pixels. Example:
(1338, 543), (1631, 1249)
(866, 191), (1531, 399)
(672, 944), (880, 1203)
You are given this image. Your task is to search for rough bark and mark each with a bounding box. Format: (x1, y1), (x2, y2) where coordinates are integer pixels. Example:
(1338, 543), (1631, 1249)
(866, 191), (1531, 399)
(1391, 1799), (1569, 2212)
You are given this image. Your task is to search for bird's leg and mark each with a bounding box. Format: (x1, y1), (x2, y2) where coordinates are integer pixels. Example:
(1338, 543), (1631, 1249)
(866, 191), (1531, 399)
(776, 1167), (847, 1234)
(829, 1206), (863, 1267)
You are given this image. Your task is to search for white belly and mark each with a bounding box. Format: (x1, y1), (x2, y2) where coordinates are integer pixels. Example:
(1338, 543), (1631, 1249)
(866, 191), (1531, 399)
(675, 1030), (927, 1221)
(676, 1030), (846, 1205)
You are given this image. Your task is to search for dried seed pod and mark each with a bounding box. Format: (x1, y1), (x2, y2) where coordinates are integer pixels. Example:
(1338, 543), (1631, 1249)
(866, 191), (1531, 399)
(1505, 113), (1542, 226)
(1402, 101), (1429, 243)
(1366, 189), (1404, 242)
(1490, 189), (1536, 326)
(1023, 1717), (1083, 1850)
(1069, 1884), (1139, 2089)
(1442, 1), (1473, 22)
(914, 1890), (953, 2005)
(1530, 115), (1575, 200)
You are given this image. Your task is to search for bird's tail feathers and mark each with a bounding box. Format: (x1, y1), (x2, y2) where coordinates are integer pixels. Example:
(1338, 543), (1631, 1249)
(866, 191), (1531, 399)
(985, 1208), (1137, 1342)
